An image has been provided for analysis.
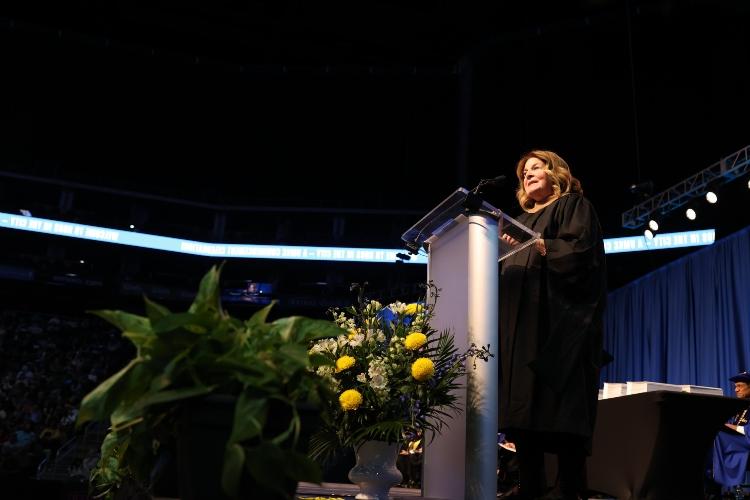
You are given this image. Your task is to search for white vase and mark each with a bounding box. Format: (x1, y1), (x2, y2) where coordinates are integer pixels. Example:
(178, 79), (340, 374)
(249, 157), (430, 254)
(348, 440), (403, 500)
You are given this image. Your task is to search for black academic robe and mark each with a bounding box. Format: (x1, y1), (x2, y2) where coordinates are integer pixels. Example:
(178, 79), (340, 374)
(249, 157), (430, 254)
(499, 193), (607, 440)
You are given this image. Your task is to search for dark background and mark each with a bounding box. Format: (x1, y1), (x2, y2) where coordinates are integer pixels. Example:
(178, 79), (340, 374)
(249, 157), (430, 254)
(1, 0), (749, 315)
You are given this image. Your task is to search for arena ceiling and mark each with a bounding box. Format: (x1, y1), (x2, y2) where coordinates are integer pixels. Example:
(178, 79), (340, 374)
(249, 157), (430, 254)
(1, 0), (749, 293)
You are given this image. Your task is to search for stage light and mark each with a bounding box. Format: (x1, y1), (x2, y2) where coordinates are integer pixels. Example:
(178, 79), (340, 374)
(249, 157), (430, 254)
(621, 144), (750, 229)
(686, 208), (697, 220)
(648, 220), (659, 231)
(129, 224), (135, 229)
(706, 191), (718, 204)
(644, 229), (654, 239)
(747, 179), (750, 189)
(629, 180), (655, 200)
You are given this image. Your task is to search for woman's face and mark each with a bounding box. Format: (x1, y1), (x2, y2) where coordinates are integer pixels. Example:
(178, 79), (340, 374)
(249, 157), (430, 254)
(522, 157), (554, 202)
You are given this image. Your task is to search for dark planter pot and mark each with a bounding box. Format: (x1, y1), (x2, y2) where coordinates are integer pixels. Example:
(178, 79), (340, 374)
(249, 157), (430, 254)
(174, 394), (319, 500)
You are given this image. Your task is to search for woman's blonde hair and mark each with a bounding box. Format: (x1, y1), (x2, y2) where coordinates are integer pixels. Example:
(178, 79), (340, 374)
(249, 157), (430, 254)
(515, 150), (582, 210)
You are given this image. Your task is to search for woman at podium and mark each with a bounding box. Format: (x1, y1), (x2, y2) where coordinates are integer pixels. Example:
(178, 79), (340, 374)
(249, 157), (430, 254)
(499, 150), (607, 500)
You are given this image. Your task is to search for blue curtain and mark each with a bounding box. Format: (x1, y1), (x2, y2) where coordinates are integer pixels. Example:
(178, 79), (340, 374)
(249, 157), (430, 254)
(602, 225), (750, 396)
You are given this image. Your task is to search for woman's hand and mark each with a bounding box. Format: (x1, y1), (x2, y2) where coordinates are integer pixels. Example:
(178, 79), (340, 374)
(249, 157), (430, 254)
(535, 238), (547, 256)
(501, 233), (519, 246)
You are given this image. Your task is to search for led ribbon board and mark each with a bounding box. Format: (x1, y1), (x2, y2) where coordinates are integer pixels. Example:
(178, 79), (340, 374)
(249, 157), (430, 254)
(1, 211), (714, 261)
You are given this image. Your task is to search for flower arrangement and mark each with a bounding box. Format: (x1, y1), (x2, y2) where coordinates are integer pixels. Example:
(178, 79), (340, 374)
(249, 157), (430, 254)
(308, 282), (492, 460)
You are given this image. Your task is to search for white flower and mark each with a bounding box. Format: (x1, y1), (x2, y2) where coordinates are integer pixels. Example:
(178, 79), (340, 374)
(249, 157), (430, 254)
(356, 373), (367, 383)
(411, 314), (425, 329)
(368, 359), (388, 390)
(364, 300), (382, 314)
(388, 301), (407, 315)
(349, 333), (365, 347)
(316, 366), (341, 389)
(370, 374), (387, 390)
(373, 387), (389, 403)
(333, 311), (349, 326)
(311, 338), (338, 355)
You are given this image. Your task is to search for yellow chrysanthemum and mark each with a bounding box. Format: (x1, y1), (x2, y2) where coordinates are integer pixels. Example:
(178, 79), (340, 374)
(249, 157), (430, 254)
(339, 389), (363, 411)
(411, 357), (435, 381)
(335, 355), (356, 372)
(404, 303), (424, 315)
(404, 332), (427, 350)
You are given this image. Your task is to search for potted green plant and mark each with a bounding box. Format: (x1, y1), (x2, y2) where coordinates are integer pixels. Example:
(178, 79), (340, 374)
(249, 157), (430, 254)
(76, 264), (343, 499)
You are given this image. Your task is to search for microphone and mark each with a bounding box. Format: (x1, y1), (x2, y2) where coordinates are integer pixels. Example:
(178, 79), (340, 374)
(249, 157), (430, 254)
(471, 175), (507, 194)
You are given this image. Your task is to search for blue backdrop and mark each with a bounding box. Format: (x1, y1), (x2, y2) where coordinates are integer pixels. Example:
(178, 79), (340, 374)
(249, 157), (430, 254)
(602, 225), (750, 397)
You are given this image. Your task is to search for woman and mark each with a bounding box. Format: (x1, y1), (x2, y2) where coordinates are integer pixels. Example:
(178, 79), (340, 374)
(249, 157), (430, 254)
(499, 150), (607, 500)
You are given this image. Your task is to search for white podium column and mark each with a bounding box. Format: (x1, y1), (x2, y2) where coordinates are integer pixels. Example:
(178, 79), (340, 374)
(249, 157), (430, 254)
(422, 214), (499, 500)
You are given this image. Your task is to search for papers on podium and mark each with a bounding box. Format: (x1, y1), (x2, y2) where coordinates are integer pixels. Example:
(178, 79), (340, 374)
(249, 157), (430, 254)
(680, 384), (724, 396)
(602, 382), (627, 399)
(626, 381), (683, 395)
(600, 381), (724, 399)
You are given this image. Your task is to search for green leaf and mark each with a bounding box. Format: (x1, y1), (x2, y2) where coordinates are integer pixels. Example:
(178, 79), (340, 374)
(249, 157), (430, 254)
(148, 348), (189, 392)
(151, 311), (216, 335)
(309, 352), (333, 367)
(77, 358), (141, 425)
(143, 296), (171, 323)
(244, 442), (290, 498)
(271, 317), (342, 343)
(188, 265), (223, 315)
(283, 449), (322, 483)
(277, 344), (311, 370)
(90, 309), (152, 334)
(245, 302), (275, 328)
(133, 385), (217, 412)
(228, 393), (267, 443)
(122, 331), (154, 355)
(221, 443), (245, 499)
(109, 405), (144, 430)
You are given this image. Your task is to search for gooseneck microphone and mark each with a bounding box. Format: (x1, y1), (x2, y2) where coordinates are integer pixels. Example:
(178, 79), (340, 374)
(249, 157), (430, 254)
(471, 174), (507, 194)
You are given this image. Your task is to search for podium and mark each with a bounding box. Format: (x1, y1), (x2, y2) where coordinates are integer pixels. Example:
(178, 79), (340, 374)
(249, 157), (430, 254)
(401, 188), (538, 500)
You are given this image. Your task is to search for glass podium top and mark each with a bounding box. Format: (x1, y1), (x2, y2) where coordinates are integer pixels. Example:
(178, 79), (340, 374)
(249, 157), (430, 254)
(401, 187), (540, 262)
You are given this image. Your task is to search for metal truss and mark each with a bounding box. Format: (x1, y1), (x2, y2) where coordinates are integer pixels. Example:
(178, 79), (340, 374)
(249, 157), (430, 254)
(622, 145), (750, 229)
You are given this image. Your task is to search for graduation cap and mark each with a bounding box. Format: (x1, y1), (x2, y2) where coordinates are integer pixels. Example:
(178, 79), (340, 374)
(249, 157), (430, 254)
(729, 371), (750, 383)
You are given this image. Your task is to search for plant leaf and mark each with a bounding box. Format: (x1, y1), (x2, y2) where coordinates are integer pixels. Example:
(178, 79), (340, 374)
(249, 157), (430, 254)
(143, 296), (171, 323)
(271, 317), (342, 343)
(77, 358), (141, 426)
(90, 310), (152, 334)
(244, 442), (291, 497)
(188, 265), (223, 315)
(151, 311), (216, 335)
(221, 443), (245, 499)
(228, 394), (268, 444)
(282, 449), (322, 483)
(245, 302), (275, 328)
(277, 344), (311, 370)
(133, 385), (217, 412)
